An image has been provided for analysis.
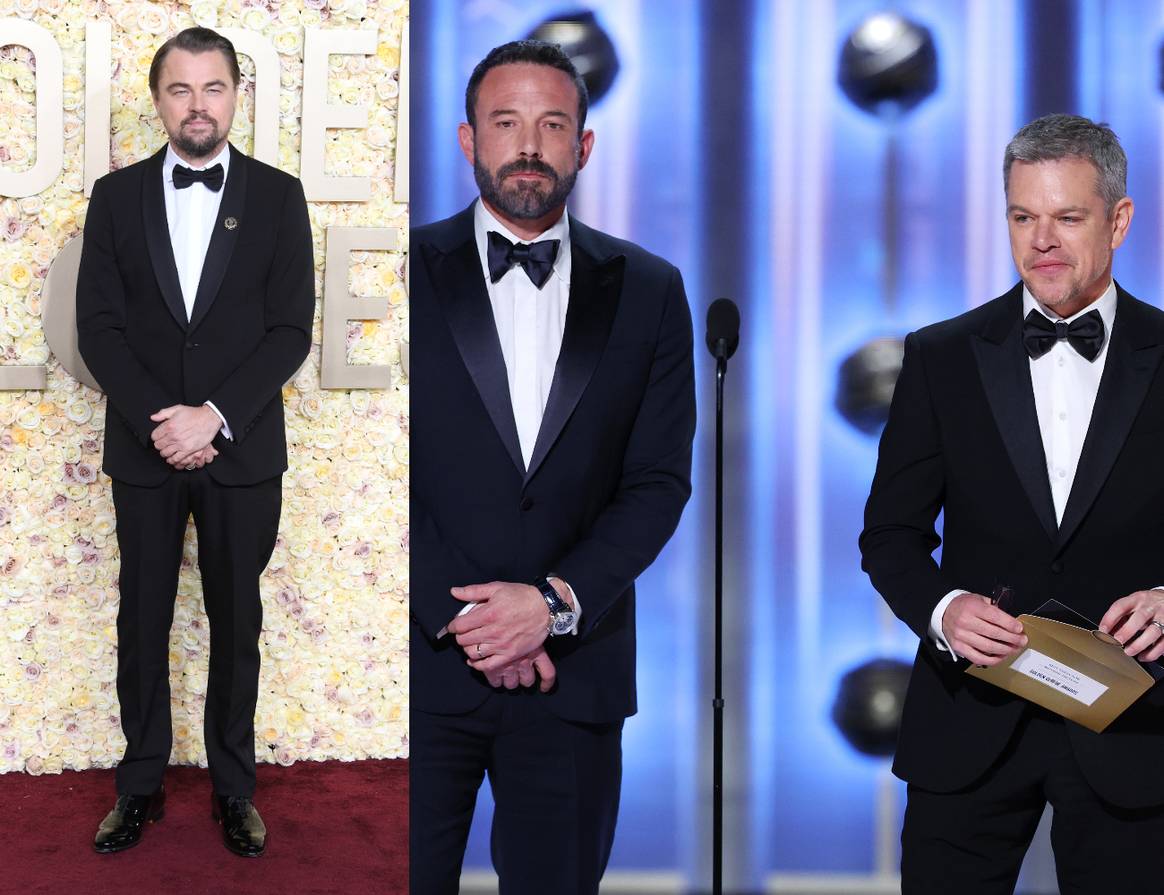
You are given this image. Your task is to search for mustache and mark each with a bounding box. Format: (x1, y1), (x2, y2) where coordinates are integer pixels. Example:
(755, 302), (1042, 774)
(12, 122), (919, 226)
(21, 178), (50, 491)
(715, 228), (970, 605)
(495, 158), (558, 182)
(182, 114), (217, 126)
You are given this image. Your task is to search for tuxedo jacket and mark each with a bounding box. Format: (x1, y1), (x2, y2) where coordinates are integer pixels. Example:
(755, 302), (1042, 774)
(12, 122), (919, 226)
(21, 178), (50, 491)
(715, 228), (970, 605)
(77, 144), (314, 487)
(410, 204), (696, 724)
(861, 282), (1164, 809)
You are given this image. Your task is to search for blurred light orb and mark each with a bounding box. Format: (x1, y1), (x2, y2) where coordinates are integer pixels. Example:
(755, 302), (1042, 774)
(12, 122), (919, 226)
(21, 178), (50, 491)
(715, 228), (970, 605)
(838, 11), (938, 116)
(831, 657), (912, 757)
(526, 10), (620, 104)
(835, 336), (905, 435)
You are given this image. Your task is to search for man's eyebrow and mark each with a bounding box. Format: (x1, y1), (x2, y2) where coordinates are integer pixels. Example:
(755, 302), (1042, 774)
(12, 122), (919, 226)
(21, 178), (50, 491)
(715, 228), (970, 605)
(166, 79), (229, 91)
(1006, 204), (1092, 215)
(487, 108), (571, 119)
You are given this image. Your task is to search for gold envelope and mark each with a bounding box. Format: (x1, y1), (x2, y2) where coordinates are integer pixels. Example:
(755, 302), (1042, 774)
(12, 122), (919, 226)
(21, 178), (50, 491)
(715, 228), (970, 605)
(966, 614), (1155, 733)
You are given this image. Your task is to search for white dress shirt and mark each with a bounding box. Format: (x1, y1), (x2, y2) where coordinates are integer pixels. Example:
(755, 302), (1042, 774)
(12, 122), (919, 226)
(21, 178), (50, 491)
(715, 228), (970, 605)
(474, 199), (571, 468)
(436, 201), (582, 638)
(930, 281), (1117, 655)
(162, 142), (231, 437)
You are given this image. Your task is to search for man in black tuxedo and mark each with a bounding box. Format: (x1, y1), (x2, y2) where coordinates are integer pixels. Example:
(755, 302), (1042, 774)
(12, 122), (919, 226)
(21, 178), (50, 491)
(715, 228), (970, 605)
(77, 27), (313, 857)
(410, 40), (695, 894)
(861, 114), (1164, 893)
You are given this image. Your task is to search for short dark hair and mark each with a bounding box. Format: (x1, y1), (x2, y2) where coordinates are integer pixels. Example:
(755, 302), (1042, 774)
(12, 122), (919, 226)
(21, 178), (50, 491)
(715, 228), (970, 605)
(149, 27), (241, 96)
(465, 40), (589, 135)
(1004, 114), (1127, 216)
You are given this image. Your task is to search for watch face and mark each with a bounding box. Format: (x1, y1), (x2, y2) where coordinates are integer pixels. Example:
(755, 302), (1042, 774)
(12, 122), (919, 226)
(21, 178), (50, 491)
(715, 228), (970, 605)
(551, 612), (577, 635)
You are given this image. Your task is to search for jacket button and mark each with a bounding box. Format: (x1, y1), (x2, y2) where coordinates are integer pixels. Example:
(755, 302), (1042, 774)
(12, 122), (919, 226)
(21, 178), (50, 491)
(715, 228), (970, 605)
(1050, 561), (1063, 573)
(185, 341), (197, 350)
(520, 497), (534, 511)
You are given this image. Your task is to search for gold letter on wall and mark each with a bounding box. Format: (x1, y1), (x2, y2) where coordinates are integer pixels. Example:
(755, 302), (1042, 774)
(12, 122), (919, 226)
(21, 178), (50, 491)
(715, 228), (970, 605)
(217, 28), (280, 167)
(0, 19), (64, 198)
(321, 226), (400, 389)
(301, 27), (379, 202)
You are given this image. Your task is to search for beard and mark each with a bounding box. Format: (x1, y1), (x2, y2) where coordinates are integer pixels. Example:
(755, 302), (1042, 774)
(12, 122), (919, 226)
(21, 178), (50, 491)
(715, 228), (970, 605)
(171, 114), (226, 160)
(474, 152), (577, 221)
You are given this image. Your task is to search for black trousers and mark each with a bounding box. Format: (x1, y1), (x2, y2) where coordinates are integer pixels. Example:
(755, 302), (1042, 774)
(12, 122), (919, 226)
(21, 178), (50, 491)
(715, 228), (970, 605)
(111, 470), (281, 797)
(902, 707), (1164, 894)
(410, 691), (624, 895)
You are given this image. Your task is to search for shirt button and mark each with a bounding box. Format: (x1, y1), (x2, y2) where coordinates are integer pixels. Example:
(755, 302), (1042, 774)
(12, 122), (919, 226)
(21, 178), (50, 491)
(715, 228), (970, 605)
(1057, 469), (1066, 478)
(1057, 357), (1065, 366)
(1058, 412), (1067, 421)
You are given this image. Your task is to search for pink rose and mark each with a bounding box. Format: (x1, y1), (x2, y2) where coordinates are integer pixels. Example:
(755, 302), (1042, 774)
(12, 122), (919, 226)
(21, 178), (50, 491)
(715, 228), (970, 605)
(3, 217), (28, 242)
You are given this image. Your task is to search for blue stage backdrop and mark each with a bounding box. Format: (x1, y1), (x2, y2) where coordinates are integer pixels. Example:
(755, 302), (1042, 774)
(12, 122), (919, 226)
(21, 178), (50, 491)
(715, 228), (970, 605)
(413, 1), (1164, 890)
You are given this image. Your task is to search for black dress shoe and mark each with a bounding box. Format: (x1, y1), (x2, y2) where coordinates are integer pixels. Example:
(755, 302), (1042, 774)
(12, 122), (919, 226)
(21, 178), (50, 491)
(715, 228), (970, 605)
(212, 794), (266, 857)
(93, 786), (165, 853)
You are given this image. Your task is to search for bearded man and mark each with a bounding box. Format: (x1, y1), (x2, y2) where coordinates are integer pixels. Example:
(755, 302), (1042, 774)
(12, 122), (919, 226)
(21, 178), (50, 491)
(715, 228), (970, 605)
(409, 39), (696, 895)
(77, 26), (314, 857)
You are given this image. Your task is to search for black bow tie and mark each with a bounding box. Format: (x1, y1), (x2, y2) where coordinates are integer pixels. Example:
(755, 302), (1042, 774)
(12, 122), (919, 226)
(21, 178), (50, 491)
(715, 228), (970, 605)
(1022, 308), (1106, 361)
(486, 231), (560, 289)
(172, 163), (224, 192)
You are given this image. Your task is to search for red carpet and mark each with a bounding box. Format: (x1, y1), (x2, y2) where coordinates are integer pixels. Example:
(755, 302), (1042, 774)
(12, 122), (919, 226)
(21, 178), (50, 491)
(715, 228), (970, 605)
(0, 759), (408, 894)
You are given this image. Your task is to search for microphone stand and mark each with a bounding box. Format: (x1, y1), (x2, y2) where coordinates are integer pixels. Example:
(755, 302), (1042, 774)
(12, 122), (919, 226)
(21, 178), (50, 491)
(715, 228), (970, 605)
(713, 348), (726, 895)
(705, 297), (737, 895)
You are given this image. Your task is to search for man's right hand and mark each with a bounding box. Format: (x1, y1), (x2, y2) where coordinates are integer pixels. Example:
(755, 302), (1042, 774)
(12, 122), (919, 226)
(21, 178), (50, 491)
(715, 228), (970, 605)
(482, 646), (557, 693)
(941, 593), (1028, 665)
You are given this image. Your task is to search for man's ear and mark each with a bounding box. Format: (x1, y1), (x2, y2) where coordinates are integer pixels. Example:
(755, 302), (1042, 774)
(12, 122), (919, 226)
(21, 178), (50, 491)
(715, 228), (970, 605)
(457, 122), (475, 167)
(576, 128), (595, 171)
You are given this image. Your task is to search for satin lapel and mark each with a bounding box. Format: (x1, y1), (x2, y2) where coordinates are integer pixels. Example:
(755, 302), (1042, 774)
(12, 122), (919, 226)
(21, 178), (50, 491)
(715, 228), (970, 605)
(524, 241), (624, 483)
(187, 146), (246, 332)
(971, 291), (1058, 540)
(423, 238), (525, 475)
(1056, 294), (1164, 551)
(141, 147), (187, 330)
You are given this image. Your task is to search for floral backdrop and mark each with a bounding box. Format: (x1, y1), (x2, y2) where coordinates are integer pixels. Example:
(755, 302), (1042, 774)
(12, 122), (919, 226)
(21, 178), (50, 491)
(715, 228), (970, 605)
(0, 0), (408, 774)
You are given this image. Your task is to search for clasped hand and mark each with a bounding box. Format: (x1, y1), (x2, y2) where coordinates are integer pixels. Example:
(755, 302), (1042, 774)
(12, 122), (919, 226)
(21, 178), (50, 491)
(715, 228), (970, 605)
(943, 589), (1164, 666)
(446, 581), (558, 691)
(150, 404), (222, 469)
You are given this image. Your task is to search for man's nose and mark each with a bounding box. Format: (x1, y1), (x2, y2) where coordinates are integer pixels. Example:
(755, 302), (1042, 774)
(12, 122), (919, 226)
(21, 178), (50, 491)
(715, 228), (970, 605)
(1032, 218), (1058, 250)
(516, 124), (542, 158)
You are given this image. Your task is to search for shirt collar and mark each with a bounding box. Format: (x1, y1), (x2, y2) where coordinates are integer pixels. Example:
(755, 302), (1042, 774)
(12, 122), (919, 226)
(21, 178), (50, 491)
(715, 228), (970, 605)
(474, 199), (572, 286)
(163, 141), (232, 186)
(1023, 279), (1117, 336)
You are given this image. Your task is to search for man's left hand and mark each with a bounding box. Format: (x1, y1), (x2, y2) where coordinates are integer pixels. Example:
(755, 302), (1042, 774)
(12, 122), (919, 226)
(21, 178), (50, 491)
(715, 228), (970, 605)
(1099, 589), (1164, 661)
(447, 581), (554, 673)
(150, 404), (222, 464)
(481, 646), (558, 692)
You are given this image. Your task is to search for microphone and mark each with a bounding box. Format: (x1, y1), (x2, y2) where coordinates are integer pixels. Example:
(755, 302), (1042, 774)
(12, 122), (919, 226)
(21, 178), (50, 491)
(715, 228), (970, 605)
(705, 298), (740, 361)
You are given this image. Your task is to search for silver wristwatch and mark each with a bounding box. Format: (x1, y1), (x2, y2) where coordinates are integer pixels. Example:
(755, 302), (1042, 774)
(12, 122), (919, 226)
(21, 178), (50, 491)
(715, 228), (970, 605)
(534, 577), (578, 636)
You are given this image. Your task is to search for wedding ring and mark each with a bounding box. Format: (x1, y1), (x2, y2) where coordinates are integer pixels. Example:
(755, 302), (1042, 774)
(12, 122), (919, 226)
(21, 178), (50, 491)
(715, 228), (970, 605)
(476, 643), (484, 658)
(185, 464), (196, 470)
(1151, 621), (1164, 634)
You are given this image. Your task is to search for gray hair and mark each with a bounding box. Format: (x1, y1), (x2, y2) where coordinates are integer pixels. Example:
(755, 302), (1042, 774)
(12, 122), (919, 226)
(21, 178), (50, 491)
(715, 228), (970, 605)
(1003, 114), (1127, 216)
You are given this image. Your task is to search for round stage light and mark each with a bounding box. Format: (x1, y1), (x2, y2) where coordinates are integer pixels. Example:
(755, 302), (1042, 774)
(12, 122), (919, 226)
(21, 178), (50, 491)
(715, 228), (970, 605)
(835, 336), (905, 435)
(526, 10), (620, 104)
(838, 11), (938, 117)
(831, 657), (912, 757)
